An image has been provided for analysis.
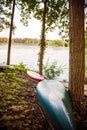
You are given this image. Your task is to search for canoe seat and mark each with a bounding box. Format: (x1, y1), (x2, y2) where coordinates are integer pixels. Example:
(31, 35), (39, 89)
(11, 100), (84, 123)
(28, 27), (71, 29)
(36, 80), (76, 130)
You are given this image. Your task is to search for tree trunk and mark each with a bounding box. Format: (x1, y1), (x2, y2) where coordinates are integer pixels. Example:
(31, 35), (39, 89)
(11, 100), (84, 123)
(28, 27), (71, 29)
(38, 0), (47, 75)
(7, 0), (15, 65)
(69, 0), (85, 110)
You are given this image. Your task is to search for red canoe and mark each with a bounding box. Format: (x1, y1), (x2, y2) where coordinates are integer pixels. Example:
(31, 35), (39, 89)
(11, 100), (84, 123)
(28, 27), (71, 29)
(27, 71), (44, 82)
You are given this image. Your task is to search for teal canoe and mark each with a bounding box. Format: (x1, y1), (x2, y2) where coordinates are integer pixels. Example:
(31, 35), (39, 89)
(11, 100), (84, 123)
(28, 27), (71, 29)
(36, 80), (76, 130)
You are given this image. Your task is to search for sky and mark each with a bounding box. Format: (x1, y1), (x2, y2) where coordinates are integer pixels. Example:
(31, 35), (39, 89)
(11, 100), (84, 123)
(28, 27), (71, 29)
(0, 7), (61, 40)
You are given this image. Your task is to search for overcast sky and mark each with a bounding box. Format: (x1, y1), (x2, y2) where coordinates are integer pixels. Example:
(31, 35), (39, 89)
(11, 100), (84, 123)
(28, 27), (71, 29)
(0, 7), (61, 40)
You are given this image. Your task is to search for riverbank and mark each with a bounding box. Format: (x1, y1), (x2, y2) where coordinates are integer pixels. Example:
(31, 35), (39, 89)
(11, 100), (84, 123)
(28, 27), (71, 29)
(0, 37), (68, 47)
(0, 66), (50, 130)
(0, 44), (69, 81)
(0, 65), (87, 130)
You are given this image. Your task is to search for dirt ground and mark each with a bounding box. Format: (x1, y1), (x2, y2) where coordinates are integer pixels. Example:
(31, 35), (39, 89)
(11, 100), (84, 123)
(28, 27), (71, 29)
(0, 68), (51, 130)
(0, 67), (87, 130)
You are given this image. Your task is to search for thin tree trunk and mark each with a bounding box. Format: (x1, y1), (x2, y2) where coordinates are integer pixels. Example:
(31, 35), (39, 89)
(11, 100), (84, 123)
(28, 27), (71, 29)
(7, 0), (15, 65)
(38, 0), (47, 75)
(69, 0), (85, 109)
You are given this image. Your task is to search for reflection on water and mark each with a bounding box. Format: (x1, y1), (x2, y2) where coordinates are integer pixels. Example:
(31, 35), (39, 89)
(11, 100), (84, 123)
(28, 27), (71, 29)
(0, 44), (69, 81)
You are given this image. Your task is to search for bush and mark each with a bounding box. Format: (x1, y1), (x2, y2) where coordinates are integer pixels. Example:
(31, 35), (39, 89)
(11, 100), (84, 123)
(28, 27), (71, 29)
(85, 38), (87, 48)
(43, 60), (63, 79)
(52, 40), (64, 46)
(13, 63), (28, 72)
(64, 41), (69, 47)
(85, 64), (87, 78)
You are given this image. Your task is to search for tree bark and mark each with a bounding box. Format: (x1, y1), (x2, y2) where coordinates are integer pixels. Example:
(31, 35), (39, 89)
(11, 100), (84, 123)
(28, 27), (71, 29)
(38, 0), (47, 75)
(7, 0), (15, 65)
(69, 0), (85, 109)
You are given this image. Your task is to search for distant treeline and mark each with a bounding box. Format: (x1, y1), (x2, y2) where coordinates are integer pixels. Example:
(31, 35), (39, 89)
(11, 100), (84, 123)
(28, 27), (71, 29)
(0, 37), (39, 45)
(0, 37), (69, 47)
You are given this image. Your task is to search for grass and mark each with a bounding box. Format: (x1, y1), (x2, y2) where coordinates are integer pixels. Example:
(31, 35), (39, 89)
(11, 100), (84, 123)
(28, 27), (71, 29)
(0, 65), (87, 130)
(0, 65), (50, 130)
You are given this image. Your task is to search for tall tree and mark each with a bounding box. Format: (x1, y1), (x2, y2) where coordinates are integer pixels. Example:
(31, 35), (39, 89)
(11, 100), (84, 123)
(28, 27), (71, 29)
(69, 0), (85, 111)
(36, 0), (68, 75)
(7, 0), (16, 65)
(20, 0), (68, 75)
(38, 0), (47, 75)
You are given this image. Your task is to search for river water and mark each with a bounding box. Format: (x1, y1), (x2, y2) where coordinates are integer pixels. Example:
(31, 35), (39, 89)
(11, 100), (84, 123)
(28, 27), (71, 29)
(0, 44), (69, 81)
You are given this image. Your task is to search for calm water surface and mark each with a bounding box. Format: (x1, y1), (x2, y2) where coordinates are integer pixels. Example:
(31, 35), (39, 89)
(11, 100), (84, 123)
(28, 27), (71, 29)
(0, 44), (69, 81)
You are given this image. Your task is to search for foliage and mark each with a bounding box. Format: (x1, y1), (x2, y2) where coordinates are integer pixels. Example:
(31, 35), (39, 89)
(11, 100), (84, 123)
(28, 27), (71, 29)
(85, 48), (87, 55)
(0, 37), (39, 45)
(36, 0), (68, 74)
(0, 37), (8, 43)
(48, 40), (69, 47)
(85, 64), (87, 78)
(3, 66), (16, 78)
(85, 11), (87, 48)
(1, 0), (69, 73)
(18, 0), (37, 26)
(12, 63), (28, 72)
(64, 41), (69, 47)
(0, 0), (13, 31)
(43, 60), (63, 79)
(85, 39), (87, 48)
(33, 0), (68, 31)
(0, 65), (87, 129)
(50, 40), (64, 46)
(85, 29), (87, 48)
(0, 66), (46, 130)
(0, 63), (28, 78)
(18, 0), (69, 75)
